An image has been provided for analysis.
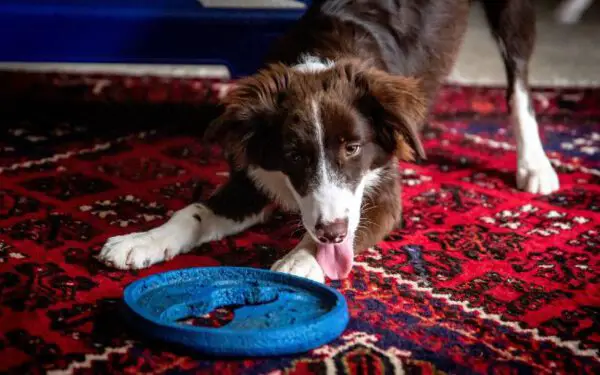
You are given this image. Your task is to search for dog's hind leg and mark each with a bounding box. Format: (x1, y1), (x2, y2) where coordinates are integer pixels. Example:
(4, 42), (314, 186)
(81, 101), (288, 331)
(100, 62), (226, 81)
(98, 172), (271, 269)
(481, 0), (559, 195)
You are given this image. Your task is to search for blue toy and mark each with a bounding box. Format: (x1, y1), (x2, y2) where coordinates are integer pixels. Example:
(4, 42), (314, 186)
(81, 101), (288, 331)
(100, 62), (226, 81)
(123, 266), (349, 356)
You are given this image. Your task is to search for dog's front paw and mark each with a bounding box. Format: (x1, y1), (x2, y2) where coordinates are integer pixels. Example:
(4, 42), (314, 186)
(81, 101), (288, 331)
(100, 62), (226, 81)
(517, 157), (559, 195)
(271, 248), (325, 283)
(98, 230), (173, 270)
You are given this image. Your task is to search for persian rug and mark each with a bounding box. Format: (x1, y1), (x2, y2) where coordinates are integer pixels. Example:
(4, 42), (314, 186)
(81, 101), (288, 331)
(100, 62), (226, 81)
(0, 72), (599, 374)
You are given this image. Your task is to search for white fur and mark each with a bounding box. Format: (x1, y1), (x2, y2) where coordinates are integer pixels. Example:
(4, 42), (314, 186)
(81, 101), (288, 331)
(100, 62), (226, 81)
(555, 0), (593, 24)
(247, 167), (299, 211)
(293, 55), (335, 73)
(247, 98), (383, 281)
(98, 55), (384, 277)
(98, 203), (267, 269)
(284, 101), (349, 241)
(281, 100), (383, 244)
(362, 167), (384, 194)
(512, 80), (560, 195)
(270, 234), (325, 283)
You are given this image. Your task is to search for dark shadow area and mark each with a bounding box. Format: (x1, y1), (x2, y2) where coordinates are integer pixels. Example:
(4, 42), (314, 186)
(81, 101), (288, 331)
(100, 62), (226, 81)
(1, 100), (223, 136)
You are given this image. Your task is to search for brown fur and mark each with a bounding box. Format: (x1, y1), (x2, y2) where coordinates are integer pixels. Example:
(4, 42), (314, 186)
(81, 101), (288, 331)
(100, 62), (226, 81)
(203, 0), (539, 271)
(97, 0), (547, 278)
(354, 164), (403, 253)
(205, 59), (426, 169)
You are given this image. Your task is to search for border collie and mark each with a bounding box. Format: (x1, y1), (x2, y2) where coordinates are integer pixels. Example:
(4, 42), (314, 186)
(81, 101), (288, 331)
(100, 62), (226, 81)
(98, 0), (559, 282)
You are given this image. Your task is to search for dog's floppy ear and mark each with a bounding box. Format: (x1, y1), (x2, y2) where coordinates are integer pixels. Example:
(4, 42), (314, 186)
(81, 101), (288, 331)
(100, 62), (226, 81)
(347, 63), (427, 161)
(204, 64), (292, 167)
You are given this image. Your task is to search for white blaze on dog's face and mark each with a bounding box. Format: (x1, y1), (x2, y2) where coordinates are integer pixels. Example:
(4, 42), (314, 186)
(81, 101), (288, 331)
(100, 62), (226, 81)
(283, 99), (379, 245)
(204, 59), (426, 278)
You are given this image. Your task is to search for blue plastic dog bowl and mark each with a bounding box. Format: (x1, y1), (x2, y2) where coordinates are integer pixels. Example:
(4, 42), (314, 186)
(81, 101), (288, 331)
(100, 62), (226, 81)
(123, 266), (349, 356)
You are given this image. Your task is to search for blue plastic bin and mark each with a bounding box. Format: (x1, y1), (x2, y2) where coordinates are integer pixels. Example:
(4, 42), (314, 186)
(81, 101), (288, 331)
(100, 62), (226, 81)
(0, 0), (310, 78)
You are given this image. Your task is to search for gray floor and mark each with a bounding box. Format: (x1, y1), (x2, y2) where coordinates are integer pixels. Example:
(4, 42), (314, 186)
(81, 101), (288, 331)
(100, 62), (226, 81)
(449, 0), (600, 87)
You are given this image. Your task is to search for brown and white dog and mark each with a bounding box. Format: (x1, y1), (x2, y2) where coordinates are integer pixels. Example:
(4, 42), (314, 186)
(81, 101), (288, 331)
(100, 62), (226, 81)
(98, 0), (559, 282)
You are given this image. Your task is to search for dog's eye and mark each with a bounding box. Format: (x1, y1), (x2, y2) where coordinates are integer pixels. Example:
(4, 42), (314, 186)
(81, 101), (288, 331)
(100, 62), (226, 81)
(344, 143), (362, 157)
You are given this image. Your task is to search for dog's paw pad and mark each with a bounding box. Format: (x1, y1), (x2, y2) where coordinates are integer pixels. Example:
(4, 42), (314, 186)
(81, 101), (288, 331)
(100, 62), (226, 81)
(98, 231), (168, 270)
(271, 248), (325, 283)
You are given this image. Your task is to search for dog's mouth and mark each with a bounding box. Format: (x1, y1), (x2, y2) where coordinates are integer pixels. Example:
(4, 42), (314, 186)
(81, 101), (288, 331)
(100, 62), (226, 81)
(314, 237), (354, 280)
(290, 177), (362, 281)
(301, 220), (355, 281)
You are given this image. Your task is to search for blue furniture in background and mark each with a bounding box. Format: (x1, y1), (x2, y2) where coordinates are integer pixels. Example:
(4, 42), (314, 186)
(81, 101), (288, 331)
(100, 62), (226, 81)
(0, 0), (311, 78)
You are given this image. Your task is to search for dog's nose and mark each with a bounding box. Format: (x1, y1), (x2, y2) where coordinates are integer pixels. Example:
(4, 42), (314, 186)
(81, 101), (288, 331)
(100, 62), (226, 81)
(315, 218), (348, 244)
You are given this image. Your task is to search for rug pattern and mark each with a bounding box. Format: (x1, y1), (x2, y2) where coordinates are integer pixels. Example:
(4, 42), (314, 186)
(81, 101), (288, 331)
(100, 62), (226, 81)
(0, 73), (599, 374)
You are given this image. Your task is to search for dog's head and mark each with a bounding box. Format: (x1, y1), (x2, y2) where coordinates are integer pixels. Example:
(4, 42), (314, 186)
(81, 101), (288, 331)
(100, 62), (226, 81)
(205, 59), (426, 246)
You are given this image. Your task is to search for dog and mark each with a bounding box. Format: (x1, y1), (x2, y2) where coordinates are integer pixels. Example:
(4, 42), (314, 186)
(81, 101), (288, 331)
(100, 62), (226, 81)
(98, 0), (559, 282)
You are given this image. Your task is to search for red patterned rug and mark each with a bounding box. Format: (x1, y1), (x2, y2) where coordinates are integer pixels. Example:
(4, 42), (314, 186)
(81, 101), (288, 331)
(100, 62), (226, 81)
(0, 73), (599, 374)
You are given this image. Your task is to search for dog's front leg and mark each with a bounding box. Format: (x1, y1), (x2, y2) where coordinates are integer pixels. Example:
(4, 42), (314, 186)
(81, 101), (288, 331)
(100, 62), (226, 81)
(98, 171), (271, 269)
(271, 234), (325, 283)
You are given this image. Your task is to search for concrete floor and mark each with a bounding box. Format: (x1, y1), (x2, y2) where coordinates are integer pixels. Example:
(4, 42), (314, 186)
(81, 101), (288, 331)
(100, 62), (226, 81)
(449, 0), (600, 87)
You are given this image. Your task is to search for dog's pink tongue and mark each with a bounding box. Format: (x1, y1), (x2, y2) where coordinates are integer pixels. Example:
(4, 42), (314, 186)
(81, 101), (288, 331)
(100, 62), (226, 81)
(316, 240), (354, 280)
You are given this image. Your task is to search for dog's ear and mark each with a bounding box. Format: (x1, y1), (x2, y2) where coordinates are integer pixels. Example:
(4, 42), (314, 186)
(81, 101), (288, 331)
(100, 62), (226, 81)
(204, 64), (292, 167)
(344, 62), (427, 161)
